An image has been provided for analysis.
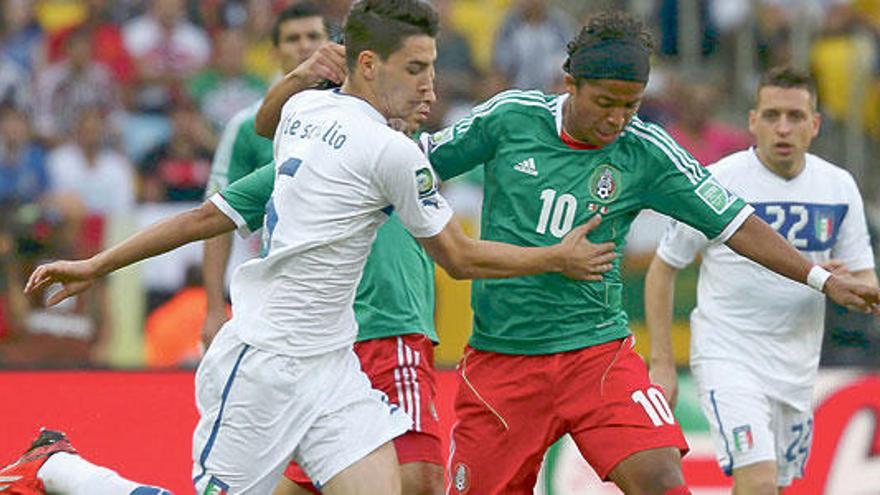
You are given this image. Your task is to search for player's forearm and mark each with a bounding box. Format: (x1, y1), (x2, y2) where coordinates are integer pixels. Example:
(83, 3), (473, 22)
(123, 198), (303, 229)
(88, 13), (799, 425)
(91, 202), (236, 277)
(644, 256), (678, 366)
(725, 214), (813, 285)
(445, 237), (565, 280)
(255, 72), (313, 138)
(202, 233), (233, 311)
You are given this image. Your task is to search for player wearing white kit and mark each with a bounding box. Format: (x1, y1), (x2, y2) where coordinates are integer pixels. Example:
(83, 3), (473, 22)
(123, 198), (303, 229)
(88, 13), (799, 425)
(24, 2), (617, 493)
(645, 66), (878, 495)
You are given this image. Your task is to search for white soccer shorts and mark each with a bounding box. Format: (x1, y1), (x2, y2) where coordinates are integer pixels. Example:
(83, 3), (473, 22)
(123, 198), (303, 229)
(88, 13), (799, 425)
(191, 324), (412, 494)
(695, 380), (813, 487)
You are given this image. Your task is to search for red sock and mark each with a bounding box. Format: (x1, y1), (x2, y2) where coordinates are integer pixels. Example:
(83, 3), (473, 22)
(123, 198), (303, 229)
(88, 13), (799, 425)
(664, 486), (692, 495)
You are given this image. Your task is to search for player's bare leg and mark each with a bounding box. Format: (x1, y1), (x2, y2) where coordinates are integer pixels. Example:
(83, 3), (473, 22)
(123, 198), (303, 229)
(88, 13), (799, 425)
(400, 461), (443, 495)
(607, 446), (689, 495)
(732, 461), (780, 495)
(320, 441), (401, 495)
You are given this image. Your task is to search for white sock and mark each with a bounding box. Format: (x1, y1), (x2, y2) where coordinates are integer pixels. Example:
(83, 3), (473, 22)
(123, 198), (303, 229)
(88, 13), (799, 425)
(37, 452), (151, 495)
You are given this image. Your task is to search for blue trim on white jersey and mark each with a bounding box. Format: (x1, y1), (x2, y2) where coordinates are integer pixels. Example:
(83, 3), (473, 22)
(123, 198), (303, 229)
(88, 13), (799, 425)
(193, 344), (251, 487)
(751, 202), (848, 252)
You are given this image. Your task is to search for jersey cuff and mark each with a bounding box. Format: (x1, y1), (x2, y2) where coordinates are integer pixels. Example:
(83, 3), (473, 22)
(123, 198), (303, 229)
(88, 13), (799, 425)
(655, 245), (692, 270)
(409, 206), (454, 239)
(210, 193), (252, 238)
(712, 203), (754, 243)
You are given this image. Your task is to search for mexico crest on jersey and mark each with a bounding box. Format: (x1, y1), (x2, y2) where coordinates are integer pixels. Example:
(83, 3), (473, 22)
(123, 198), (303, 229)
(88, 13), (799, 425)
(589, 164), (622, 203)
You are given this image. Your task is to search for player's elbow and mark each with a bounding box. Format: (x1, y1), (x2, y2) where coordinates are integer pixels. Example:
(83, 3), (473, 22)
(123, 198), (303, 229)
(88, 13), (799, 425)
(436, 251), (475, 280)
(253, 115), (274, 138)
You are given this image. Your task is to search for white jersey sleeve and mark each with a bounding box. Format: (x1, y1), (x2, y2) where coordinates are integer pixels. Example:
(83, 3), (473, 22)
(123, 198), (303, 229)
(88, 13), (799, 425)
(373, 137), (453, 239)
(656, 219), (710, 269)
(830, 172), (875, 271)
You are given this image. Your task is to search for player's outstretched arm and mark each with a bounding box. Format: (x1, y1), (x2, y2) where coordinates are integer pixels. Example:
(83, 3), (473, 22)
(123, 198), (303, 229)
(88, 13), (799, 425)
(644, 255), (681, 408)
(254, 42), (346, 138)
(726, 214), (880, 314)
(418, 214), (616, 281)
(25, 201), (237, 306)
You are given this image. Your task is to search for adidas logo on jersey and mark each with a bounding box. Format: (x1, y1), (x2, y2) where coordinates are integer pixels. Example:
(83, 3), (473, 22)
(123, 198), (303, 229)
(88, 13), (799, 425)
(513, 158), (538, 176)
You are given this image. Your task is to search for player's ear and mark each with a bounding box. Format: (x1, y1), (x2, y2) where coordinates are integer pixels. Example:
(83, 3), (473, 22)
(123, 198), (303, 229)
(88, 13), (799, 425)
(564, 74), (578, 96)
(811, 110), (821, 138)
(748, 109), (757, 135)
(359, 50), (378, 81)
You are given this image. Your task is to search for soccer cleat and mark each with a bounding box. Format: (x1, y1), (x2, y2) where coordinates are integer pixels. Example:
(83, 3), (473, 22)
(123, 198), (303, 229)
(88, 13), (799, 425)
(0, 429), (77, 494)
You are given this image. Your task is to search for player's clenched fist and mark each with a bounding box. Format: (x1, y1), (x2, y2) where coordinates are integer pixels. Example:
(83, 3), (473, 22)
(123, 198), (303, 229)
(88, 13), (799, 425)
(558, 214), (617, 281)
(290, 42), (346, 88)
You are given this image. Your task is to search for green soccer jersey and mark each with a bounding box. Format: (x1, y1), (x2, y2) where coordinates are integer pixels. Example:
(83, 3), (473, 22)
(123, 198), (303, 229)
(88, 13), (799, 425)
(426, 89), (749, 355)
(217, 163), (438, 343)
(205, 101), (275, 198)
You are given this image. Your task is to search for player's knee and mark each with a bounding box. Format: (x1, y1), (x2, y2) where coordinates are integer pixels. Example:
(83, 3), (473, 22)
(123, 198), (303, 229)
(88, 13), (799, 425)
(400, 462), (443, 495)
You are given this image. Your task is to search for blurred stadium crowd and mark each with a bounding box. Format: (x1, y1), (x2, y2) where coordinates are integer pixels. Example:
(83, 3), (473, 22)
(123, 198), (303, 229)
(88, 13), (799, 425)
(1, 0), (879, 369)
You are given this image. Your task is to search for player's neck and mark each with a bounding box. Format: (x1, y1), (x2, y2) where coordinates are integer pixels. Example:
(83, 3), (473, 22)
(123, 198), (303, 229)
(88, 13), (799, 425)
(340, 78), (389, 121)
(755, 147), (806, 180)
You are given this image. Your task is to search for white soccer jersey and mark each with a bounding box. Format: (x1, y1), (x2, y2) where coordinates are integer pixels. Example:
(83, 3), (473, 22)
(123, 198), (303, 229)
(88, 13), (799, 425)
(656, 148), (875, 409)
(216, 89), (453, 357)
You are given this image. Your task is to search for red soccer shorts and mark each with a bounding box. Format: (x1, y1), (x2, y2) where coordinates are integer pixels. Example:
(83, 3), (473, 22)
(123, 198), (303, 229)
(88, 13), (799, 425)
(447, 336), (689, 494)
(284, 334), (443, 488)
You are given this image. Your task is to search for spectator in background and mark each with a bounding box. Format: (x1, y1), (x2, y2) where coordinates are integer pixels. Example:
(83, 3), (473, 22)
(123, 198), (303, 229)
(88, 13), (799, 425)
(122, 0), (211, 113)
(45, 0), (136, 87)
(0, 106), (49, 207)
(34, 26), (122, 146)
(0, 55), (31, 111)
(189, 28), (268, 130)
(656, 0), (719, 59)
(492, 0), (573, 92)
(47, 107), (135, 221)
(1, 0), (45, 76)
(665, 78), (752, 166)
(138, 101), (216, 202)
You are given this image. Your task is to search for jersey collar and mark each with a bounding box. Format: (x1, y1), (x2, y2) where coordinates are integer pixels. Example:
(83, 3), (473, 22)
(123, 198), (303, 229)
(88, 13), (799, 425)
(330, 88), (388, 125)
(554, 93), (568, 135)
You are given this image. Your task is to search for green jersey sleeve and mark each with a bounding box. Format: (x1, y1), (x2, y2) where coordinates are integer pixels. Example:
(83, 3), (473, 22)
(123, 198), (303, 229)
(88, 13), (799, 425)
(425, 92), (526, 180)
(219, 162), (275, 233)
(630, 118), (750, 240)
(206, 105), (273, 198)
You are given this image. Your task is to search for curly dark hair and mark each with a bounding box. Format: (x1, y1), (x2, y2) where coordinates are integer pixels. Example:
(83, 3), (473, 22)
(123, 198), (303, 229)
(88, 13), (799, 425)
(563, 11), (653, 74)
(344, 0), (439, 68)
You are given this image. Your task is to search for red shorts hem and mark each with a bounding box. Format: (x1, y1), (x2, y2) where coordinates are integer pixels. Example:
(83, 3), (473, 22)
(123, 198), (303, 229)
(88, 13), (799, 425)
(597, 438), (690, 480)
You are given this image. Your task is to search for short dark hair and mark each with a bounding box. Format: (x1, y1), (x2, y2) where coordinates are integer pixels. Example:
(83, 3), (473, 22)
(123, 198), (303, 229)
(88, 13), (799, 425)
(757, 66), (818, 107)
(271, 3), (330, 46)
(564, 11), (653, 83)
(343, 0), (439, 69)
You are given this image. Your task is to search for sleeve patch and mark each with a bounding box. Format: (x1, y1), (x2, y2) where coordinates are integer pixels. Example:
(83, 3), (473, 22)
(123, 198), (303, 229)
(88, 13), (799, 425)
(696, 176), (737, 215)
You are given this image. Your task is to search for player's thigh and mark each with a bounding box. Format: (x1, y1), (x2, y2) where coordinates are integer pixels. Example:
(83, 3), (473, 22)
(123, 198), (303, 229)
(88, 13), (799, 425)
(565, 340), (688, 482)
(448, 349), (561, 495)
(400, 461), (443, 495)
(191, 331), (317, 494)
(732, 461), (779, 495)
(272, 476), (317, 495)
(292, 347), (411, 490)
(320, 441), (401, 495)
(772, 403), (813, 487)
(697, 386), (776, 476)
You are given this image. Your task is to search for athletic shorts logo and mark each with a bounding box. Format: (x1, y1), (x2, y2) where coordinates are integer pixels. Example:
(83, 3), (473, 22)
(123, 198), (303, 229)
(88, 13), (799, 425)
(732, 425), (754, 452)
(203, 475), (229, 495)
(589, 164), (622, 203)
(695, 176), (735, 214)
(453, 463), (470, 493)
(415, 167), (438, 199)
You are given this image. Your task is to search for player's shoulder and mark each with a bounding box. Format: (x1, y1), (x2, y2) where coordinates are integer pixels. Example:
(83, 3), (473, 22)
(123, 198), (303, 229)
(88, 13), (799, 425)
(806, 153), (856, 183)
(469, 89), (558, 120)
(705, 149), (755, 176)
(620, 116), (685, 154)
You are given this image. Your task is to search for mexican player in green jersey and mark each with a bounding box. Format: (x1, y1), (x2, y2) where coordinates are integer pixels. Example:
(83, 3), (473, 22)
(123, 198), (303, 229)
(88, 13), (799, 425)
(201, 3), (338, 346)
(424, 12), (880, 495)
